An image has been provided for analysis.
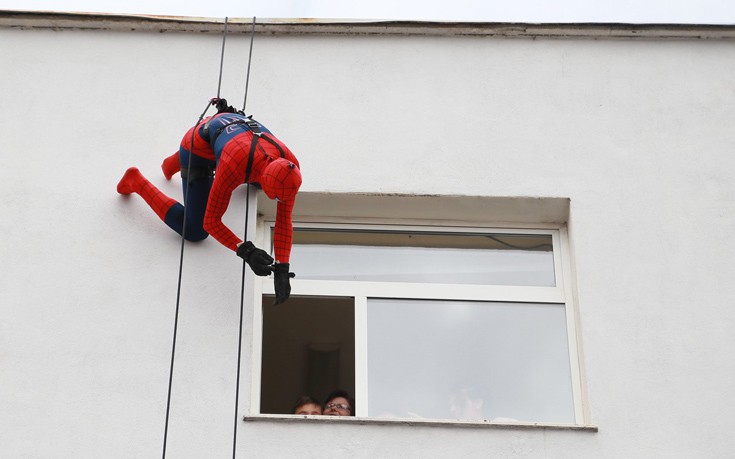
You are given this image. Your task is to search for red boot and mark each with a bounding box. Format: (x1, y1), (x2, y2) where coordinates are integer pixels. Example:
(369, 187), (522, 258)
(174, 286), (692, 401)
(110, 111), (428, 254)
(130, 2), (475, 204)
(161, 152), (181, 180)
(117, 167), (177, 221)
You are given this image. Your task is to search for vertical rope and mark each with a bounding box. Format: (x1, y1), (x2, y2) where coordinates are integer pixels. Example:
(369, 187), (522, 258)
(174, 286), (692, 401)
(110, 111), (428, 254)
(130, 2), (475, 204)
(242, 17), (257, 112)
(233, 16), (257, 459)
(217, 17), (229, 98)
(232, 185), (250, 459)
(162, 101), (211, 459)
(162, 16), (230, 459)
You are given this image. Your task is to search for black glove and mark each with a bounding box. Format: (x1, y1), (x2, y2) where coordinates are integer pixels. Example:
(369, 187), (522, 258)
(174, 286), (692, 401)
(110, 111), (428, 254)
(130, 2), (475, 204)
(210, 97), (236, 113)
(237, 241), (274, 276)
(273, 263), (295, 305)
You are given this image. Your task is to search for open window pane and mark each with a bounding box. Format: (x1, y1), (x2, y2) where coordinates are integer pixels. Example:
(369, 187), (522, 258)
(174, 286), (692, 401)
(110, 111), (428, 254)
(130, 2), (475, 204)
(260, 295), (355, 414)
(366, 299), (574, 423)
(289, 229), (555, 286)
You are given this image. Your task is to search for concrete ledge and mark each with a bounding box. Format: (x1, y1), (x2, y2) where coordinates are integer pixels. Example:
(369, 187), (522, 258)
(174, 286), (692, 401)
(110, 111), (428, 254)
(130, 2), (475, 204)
(2, 10), (735, 40)
(243, 414), (599, 432)
(258, 192), (570, 226)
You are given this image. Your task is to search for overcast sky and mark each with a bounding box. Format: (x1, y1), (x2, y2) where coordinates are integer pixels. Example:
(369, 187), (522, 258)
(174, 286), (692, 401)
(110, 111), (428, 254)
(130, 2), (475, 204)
(1, 0), (735, 24)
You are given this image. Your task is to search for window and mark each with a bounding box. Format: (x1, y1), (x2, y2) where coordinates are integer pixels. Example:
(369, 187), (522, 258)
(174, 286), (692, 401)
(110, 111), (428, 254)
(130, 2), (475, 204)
(259, 295), (355, 414)
(254, 221), (583, 424)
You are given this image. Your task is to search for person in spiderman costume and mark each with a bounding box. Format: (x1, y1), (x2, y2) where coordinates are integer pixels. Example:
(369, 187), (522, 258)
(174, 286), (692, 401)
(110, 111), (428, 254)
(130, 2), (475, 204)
(116, 98), (302, 304)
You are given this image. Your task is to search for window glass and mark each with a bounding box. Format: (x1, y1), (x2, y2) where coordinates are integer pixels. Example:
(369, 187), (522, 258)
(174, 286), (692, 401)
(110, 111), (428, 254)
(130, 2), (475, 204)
(366, 299), (575, 423)
(289, 229), (555, 287)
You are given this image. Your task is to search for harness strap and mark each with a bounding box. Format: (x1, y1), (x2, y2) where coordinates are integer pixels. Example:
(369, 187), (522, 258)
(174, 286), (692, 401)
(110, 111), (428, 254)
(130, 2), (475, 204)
(205, 115), (287, 183)
(207, 118), (248, 145)
(244, 122), (260, 183)
(245, 133), (287, 182)
(180, 165), (214, 182)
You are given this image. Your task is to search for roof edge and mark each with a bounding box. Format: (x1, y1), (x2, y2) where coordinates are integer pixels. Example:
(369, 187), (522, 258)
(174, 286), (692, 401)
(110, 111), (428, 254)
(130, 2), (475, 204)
(2, 10), (735, 40)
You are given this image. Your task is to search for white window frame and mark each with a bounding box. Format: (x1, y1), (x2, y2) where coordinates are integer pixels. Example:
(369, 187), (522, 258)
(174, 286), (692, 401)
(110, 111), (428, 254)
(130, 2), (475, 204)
(250, 219), (586, 425)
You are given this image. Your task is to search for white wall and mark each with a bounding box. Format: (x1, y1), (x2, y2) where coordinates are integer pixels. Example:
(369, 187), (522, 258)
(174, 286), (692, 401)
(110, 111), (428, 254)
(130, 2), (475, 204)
(1, 18), (734, 458)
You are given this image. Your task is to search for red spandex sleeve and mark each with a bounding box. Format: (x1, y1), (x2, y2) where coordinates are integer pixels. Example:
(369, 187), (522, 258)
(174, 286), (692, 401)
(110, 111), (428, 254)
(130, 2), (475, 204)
(273, 198), (295, 263)
(202, 146), (248, 251)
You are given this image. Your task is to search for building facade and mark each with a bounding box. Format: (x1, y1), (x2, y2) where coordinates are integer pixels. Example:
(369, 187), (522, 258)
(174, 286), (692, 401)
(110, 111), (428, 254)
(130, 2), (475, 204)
(1, 12), (734, 458)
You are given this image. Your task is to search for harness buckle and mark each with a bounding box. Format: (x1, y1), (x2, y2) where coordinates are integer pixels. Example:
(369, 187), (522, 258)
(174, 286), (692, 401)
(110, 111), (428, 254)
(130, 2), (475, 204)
(245, 120), (261, 133)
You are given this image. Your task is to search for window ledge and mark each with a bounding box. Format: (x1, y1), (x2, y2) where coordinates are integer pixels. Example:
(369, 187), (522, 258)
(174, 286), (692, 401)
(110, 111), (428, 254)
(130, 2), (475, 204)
(259, 192), (570, 226)
(243, 414), (598, 432)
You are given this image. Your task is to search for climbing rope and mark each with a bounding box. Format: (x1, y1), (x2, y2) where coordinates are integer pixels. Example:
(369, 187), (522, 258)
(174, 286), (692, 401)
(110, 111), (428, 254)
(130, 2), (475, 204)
(217, 18), (230, 99)
(160, 15), (260, 459)
(242, 17), (257, 112)
(232, 16), (258, 459)
(162, 17), (230, 459)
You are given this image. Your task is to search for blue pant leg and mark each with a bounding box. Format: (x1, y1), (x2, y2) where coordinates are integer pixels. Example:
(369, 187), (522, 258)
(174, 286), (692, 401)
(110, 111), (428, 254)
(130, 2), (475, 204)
(163, 147), (215, 242)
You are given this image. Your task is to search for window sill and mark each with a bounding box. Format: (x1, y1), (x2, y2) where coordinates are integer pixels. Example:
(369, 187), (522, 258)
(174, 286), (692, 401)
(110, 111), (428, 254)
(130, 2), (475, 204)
(243, 414), (598, 432)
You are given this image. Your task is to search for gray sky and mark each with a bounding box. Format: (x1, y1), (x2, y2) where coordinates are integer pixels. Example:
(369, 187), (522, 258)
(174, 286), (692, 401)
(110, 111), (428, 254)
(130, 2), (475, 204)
(1, 0), (735, 24)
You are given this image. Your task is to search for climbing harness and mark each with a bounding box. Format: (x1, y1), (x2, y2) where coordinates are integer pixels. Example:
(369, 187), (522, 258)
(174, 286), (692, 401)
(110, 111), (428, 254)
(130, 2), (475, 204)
(179, 164), (214, 181)
(205, 115), (287, 183)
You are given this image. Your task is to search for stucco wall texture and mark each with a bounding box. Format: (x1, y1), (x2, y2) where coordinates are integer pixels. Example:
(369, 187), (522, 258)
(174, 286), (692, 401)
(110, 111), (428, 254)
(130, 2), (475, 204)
(1, 15), (734, 458)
